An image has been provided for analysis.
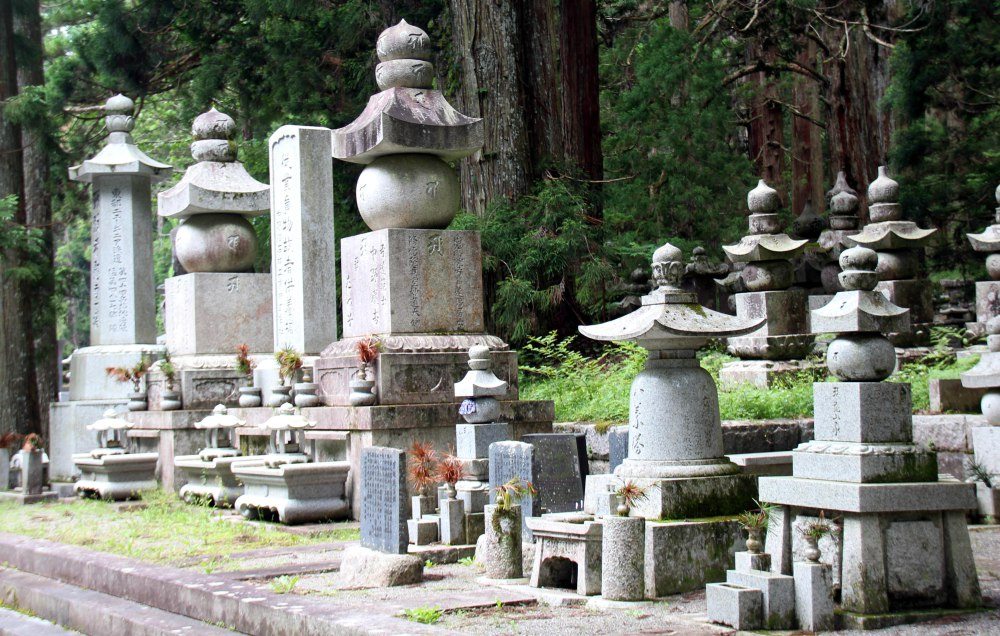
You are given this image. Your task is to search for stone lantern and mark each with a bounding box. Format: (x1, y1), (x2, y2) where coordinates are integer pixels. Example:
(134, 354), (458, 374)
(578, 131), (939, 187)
(175, 405), (263, 507)
(965, 184), (1000, 336)
(579, 241), (763, 518)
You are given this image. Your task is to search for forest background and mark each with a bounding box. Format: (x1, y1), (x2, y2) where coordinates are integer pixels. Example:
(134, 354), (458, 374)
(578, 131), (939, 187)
(0, 0), (997, 432)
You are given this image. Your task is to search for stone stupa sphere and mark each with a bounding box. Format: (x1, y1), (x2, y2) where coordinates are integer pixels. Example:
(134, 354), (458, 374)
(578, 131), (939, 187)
(174, 213), (257, 272)
(376, 20), (432, 62)
(827, 333), (897, 381)
(747, 179), (780, 214)
(356, 154), (460, 230)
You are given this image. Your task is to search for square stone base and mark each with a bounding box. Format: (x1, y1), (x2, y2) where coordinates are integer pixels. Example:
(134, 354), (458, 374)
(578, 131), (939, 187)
(813, 382), (912, 443)
(628, 473), (757, 520)
(645, 518), (742, 597)
(68, 345), (165, 401)
(165, 273), (272, 356)
(315, 347), (519, 407)
(0, 490), (59, 505)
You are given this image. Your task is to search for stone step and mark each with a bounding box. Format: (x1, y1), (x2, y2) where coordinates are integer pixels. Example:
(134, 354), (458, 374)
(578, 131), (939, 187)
(0, 605), (75, 636)
(0, 532), (452, 635)
(0, 568), (234, 635)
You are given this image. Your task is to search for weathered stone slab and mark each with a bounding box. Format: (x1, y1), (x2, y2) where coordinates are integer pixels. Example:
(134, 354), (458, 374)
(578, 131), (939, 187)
(165, 273), (272, 355)
(268, 125), (337, 354)
(488, 441), (538, 537)
(456, 423), (510, 459)
(67, 345), (164, 401)
(877, 278), (933, 324)
(645, 518), (742, 597)
(885, 519), (945, 599)
(793, 561), (835, 632)
(608, 427), (628, 473)
(521, 434), (584, 513)
(928, 378), (987, 414)
(340, 229), (484, 337)
(758, 476), (976, 513)
(360, 447), (408, 554)
(813, 382), (912, 443)
(706, 582), (763, 629)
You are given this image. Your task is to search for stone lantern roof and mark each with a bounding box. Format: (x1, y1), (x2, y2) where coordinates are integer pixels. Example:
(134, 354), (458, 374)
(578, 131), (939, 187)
(194, 404), (245, 430)
(967, 184), (1000, 253)
(847, 166), (936, 250)
(722, 179), (807, 263)
(811, 246), (910, 334)
(70, 94), (172, 183)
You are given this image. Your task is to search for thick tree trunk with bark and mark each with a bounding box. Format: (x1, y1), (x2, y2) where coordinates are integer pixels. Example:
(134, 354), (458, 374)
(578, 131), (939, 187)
(791, 44), (825, 217)
(558, 0), (603, 185)
(746, 43), (785, 190)
(16, 0), (56, 438)
(0, 0), (40, 434)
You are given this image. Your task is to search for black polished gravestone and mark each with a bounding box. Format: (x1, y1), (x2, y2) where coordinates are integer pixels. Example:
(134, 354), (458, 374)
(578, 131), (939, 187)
(360, 446), (409, 554)
(488, 441), (539, 538)
(521, 433), (584, 514)
(608, 426), (629, 473)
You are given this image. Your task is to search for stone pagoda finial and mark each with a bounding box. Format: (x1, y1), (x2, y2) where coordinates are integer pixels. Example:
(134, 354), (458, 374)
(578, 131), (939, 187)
(158, 106), (269, 273)
(817, 172), (861, 294)
(848, 166), (936, 251)
(456, 345), (508, 423)
(333, 19), (482, 231)
(104, 94), (135, 134)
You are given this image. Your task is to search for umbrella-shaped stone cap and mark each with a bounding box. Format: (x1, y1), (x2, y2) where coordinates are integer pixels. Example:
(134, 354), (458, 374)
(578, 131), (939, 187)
(455, 345), (508, 398)
(846, 221), (937, 250)
(158, 161), (269, 218)
(580, 241), (762, 349)
(811, 290), (909, 335)
(87, 409), (133, 432)
(968, 225), (1000, 253)
(263, 402), (317, 431)
(722, 233), (808, 263)
(195, 404), (245, 430)
(332, 88), (483, 164)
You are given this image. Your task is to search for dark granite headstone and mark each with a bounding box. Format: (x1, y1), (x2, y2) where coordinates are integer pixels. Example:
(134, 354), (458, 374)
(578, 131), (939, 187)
(488, 441), (538, 538)
(521, 433), (584, 513)
(573, 432), (590, 483)
(360, 446), (408, 554)
(608, 426), (629, 473)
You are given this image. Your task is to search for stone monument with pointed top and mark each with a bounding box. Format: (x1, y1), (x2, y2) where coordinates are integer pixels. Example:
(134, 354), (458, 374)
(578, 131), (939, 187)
(760, 246), (980, 622)
(719, 180), (814, 388)
(846, 166), (937, 345)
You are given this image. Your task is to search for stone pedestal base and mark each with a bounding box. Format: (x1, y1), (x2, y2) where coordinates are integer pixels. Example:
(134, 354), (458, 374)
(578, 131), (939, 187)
(623, 473), (757, 520)
(176, 454), (268, 507)
(0, 490), (59, 505)
(68, 344), (165, 401)
(232, 460), (351, 524)
(728, 290), (813, 359)
(146, 354), (256, 411)
(760, 476), (980, 615)
(645, 518), (742, 597)
(164, 273), (272, 356)
(73, 452), (159, 501)
(719, 359), (822, 389)
(525, 516), (603, 596)
(315, 335), (516, 406)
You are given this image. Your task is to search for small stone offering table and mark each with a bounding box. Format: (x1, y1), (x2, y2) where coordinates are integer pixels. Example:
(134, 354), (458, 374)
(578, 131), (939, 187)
(232, 404), (350, 524)
(175, 405), (266, 507)
(760, 247), (980, 622)
(73, 409), (158, 501)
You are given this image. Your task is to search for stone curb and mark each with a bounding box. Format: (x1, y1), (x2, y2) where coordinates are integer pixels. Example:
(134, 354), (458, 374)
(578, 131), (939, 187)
(0, 533), (453, 635)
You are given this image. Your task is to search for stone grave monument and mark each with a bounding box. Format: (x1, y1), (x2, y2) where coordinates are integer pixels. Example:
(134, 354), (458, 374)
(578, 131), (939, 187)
(960, 316), (1000, 521)
(50, 94), (172, 483)
(579, 241), (762, 594)
(719, 179), (813, 388)
(812, 171), (862, 319)
(965, 184), (1000, 336)
(846, 166), (936, 346)
(147, 107), (273, 410)
(759, 246), (981, 625)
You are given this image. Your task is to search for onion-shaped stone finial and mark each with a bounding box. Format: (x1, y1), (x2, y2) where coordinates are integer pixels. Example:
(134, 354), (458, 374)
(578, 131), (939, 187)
(838, 246), (879, 292)
(826, 170), (858, 203)
(191, 107), (237, 162)
(105, 94), (135, 134)
(375, 20), (434, 91)
(867, 166), (899, 204)
(747, 179), (780, 214)
(651, 242), (684, 290)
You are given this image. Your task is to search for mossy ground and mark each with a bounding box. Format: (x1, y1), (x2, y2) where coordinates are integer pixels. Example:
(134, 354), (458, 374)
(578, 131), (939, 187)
(0, 489), (357, 564)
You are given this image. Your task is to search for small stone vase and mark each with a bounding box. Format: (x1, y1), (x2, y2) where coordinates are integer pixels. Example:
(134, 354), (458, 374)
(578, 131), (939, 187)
(483, 504), (523, 579)
(266, 385), (292, 408)
(294, 381), (320, 408)
(238, 386), (263, 408)
(803, 535), (821, 563)
(21, 449), (44, 495)
(127, 391), (148, 412)
(160, 389), (182, 411)
(444, 482), (457, 500)
(746, 527), (763, 554)
(348, 373), (377, 407)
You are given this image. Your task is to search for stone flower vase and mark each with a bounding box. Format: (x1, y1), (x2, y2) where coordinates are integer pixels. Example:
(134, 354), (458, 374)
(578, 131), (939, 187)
(127, 391), (148, 412)
(239, 386), (263, 408)
(294, 380), (320, 408)
(266, 385), (292, 408)
(21, 449), (44, 496)
(444, 481), (457, 500)
(602, 515), (645, 601)
(803, 535), (822, 563)
(483, 504), (523, 579)
(348, 368), (377, 407)
(161, 388), (181, 411)
(0, 448), (10, 491)
(746, 527), (764, 554)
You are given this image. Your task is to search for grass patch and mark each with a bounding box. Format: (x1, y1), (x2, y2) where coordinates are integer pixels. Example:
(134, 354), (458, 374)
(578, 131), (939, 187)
(0, 489), (335, 564)
(403, 605), (444, 624)
(270, 575), (300, 594)
(519, 332), (981, 424)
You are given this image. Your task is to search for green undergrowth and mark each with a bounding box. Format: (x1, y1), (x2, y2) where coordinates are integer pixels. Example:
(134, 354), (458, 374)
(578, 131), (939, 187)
(0, 489), (350, 564)
(519, 332), (980, 424)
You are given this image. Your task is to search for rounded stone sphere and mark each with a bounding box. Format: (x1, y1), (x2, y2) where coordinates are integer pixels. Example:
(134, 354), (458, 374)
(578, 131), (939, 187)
(741, 260), (793, 292)
(748, 213), (781, 235)
(981, 391), (1000, 425)
(827, 334), (897, 381)
(174, 213), (257, 273)
(375, 60), (434, 91)
(839, 246), (878, 273)
(356, 154), (460, 230)
(987, 253), (1000, 281)
(875, 249), (919, 281)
